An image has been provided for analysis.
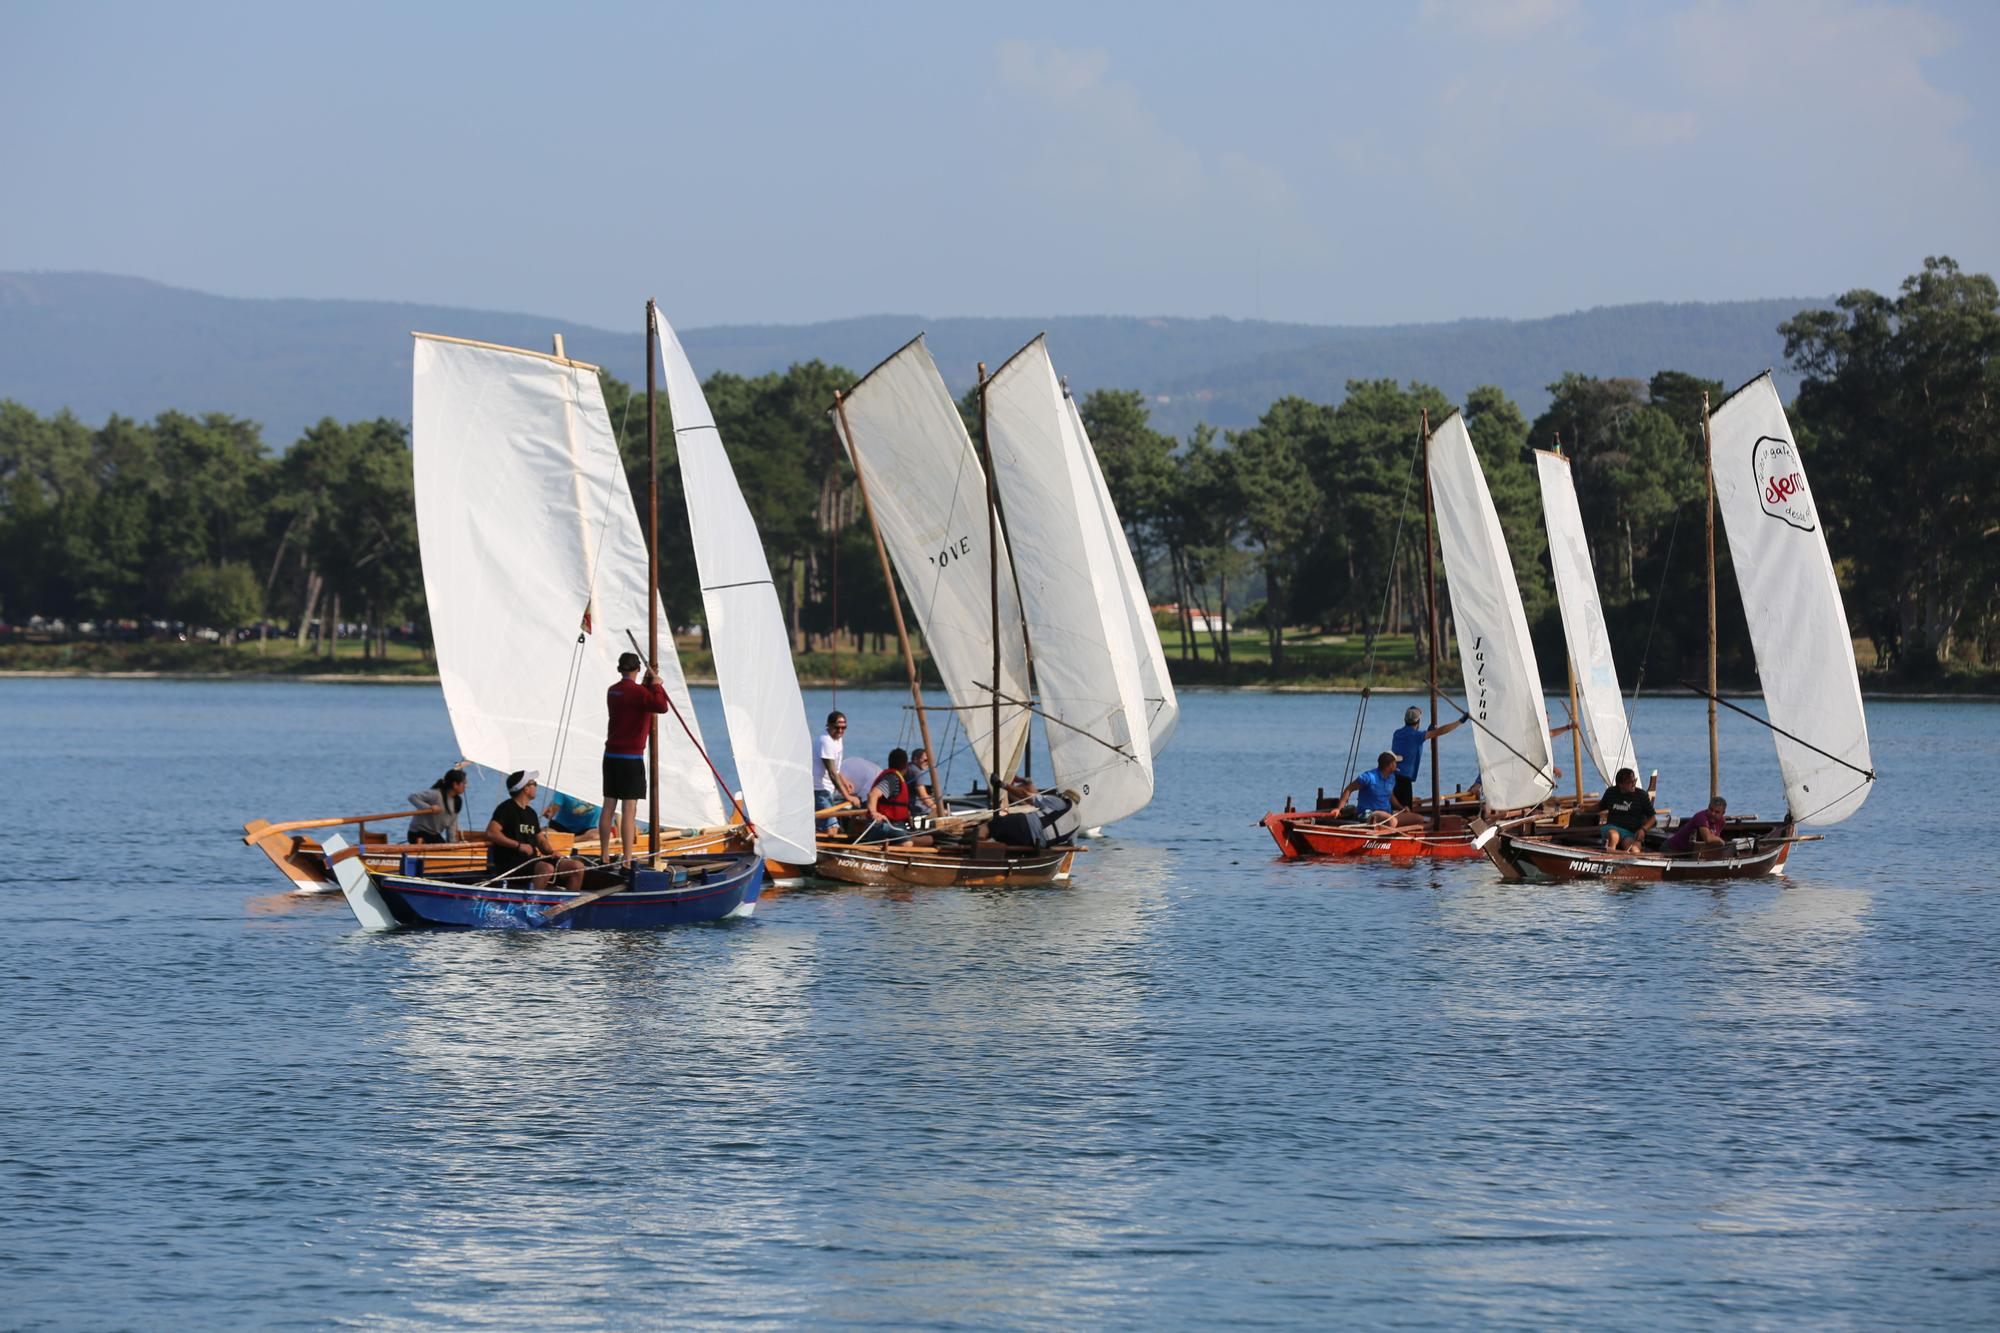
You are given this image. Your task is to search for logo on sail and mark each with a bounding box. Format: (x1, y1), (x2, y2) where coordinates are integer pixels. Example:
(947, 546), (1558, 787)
(1751, 434), (1815, 532)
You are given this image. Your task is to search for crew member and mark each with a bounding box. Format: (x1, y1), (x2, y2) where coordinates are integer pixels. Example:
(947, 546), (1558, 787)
(598, 651), (669, 860)
(1390, 705), (1468, 811)
(816, 711), (858, 833)
(407, 764), (468, 844)
(487, 770), (585, 891)
(860, 747), (914, 844)
(1664, 795), (1728, 853)
(1337, 751), (1411, 826)
(1596, 767), (1656, 852)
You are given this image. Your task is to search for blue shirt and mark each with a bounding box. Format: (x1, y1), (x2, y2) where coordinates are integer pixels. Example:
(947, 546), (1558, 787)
(1353, 768), (1397, 814)
(1391, 724), (1427, 780)
(543, 791), (601, 835)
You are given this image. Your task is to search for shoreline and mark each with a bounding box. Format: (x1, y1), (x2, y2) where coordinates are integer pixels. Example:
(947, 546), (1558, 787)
(2, 668), (1993, 701)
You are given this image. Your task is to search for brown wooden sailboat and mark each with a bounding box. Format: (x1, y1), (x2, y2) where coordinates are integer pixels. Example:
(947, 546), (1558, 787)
(1475, 375), (1874, 881)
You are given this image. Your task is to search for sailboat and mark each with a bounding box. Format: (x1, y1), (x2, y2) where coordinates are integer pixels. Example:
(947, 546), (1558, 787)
(242, 328), (742, 893)
(321, 303), (809, 928)
(1475, 373), (1874, 880)
(1264, 411), (1580, 857)
(813, 334), (1076, 887)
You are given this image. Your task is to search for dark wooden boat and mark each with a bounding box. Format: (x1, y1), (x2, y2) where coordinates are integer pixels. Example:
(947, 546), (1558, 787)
(812, 834), (1076, 888)
(1474, 815), (1797, 882)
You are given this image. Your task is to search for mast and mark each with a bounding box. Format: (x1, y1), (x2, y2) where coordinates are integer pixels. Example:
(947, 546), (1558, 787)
(835, 389), (941, 811)
(978, 360), (1000, 810)
(1560, 436), (1584, 804)
(1421, 410), (1440, 829)
(1703, 390), (1719, 801)
(645, 300), (661, 856)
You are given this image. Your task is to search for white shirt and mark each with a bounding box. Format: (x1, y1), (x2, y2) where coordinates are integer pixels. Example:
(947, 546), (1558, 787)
(816, 731), (845, 794)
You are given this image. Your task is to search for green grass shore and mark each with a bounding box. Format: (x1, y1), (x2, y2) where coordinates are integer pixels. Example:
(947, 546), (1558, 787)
(2, 632), (1994, 695)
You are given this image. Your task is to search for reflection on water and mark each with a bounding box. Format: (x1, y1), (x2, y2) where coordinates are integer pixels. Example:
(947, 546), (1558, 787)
(4, 680), (1999, 1327)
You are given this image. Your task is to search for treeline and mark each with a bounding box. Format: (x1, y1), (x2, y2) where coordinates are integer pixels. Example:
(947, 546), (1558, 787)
(1, 259), (1992, 681)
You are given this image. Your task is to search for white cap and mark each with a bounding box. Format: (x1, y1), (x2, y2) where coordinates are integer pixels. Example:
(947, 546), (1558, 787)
(508, 769), (541, 794)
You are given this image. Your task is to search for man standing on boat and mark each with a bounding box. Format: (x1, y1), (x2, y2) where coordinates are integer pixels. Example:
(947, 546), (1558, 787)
(1390, 706), (1468, 811)
(816, 711), (858, 832)
(487, 770), (585, 891)
(598, 651), (669, 860)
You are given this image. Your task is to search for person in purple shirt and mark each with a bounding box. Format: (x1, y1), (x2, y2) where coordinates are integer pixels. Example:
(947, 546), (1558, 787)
(1665, 795), (1728, 852)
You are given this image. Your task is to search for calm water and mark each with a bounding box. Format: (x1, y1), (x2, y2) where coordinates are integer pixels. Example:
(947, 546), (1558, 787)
(4, 679), (1998, 1330)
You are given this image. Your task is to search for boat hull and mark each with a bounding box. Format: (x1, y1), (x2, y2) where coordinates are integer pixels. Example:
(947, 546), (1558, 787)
(1478, 819), (1795, 883)
(812, 838), (1076, 888)
(1263, 810), (1484, 859)
(365, 853), (765, 929)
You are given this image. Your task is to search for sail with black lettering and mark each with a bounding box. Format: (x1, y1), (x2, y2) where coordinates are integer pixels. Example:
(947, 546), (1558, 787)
(1427, 412), (1556, 811)
(1709, 373), (1872, 825)
(831, 335), (1032, 781)
(983, 337), (1154, 824)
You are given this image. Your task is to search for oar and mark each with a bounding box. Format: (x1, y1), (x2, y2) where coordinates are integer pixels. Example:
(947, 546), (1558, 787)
(539, 857), (741, 922)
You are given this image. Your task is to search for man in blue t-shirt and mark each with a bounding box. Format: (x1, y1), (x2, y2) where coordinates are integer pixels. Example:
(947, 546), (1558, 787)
(1389, 705), (1469, 811)
(1336, 752), (1412, 826)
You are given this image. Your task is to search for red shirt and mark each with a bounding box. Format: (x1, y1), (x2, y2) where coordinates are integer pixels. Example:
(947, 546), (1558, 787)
(1665, 806), (1726, 852)
(605, 677), (669, 755)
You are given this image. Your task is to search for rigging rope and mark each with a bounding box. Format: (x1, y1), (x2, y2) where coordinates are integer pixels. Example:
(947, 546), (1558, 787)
(1626, 507), (1682, 719)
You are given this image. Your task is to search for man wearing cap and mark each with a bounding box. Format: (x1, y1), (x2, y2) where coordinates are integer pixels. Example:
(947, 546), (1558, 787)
(599, 651), (670, 859)
(1389, 705), (1468, 812)
(815, 710), (858, 834)
(487, 770), (585, 891)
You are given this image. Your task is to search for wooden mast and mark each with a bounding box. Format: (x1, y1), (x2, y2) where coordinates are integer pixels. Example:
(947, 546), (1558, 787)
(835, 389), (942, 811)
(978, 361), (1000, 810)
(1421, 410), (1440, 829)
(645, 300), (661, 856)
(1703, 390), (1719, 802)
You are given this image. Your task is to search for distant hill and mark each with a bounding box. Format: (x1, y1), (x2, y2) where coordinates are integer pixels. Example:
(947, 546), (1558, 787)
(0, 271), (1826, 443)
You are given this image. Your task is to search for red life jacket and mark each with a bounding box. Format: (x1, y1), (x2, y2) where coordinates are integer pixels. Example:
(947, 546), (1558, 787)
(871, 768), (910, 821)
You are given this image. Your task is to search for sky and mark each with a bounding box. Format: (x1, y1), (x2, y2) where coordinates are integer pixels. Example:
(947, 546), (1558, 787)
(3, 0), (1996, 330)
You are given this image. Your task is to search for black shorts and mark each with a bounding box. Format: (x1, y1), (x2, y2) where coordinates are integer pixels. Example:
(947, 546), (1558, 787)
(603, 754), (647, 800)
(1393, 774), (1415, 808)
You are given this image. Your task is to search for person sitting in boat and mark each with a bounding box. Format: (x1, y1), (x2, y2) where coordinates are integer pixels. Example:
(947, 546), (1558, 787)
(598, 651), (669, 860)
(1595, 768), (1657, 852)
(816, 711), (858, 833)
(488, 770), (585, 891)
(1663, 795), (1728, 853)
(988, 777), (1084, 849)
(542, 788), (603, 839)
(1389, 706), (1468, 811)
(906, 747), (937, 819)
(406, 763), (468, 844)
(859, 747), (916, 844)
(1337, 752), (1416, 826)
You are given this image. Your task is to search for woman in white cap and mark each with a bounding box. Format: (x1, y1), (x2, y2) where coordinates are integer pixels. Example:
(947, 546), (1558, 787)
(485, 770), (585, 892)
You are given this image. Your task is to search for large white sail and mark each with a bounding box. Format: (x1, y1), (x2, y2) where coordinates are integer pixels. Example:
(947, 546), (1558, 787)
(1710, 373), (1873, 825)
(1534, 449), (1638, 787)
(655, 309), (817, 864)
(984, 338), (1155, 825)
(1067, 388), (1180, 753)
(832, 335), (1032, 784)
(410, 334), (724, 827)
(1428, 412), (1556, 810)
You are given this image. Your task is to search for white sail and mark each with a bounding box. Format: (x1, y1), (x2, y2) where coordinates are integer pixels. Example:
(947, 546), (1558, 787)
(1427, 412), (1556, 810)
(410, 334), (724, 828)
(1067, 388), (1180, 753)
(984, 338), (1155, 825)
(1710, 373), (1873, 825)
(1534, 449), (1638, 787)
(831, 335), (1032, 783)
(655, 309), (817, 864)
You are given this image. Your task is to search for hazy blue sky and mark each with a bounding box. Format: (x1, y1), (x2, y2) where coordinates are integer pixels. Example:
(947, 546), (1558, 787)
(5, 0), (1995, 329)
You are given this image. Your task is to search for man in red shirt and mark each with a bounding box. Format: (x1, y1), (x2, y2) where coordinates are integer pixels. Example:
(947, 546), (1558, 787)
(598, 650), (669, 859)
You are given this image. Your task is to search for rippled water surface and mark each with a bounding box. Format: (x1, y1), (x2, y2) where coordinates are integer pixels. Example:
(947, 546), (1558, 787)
(5, 679), (1998, 1329)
